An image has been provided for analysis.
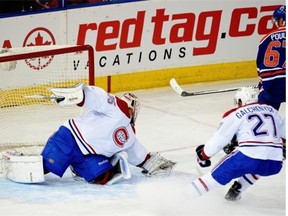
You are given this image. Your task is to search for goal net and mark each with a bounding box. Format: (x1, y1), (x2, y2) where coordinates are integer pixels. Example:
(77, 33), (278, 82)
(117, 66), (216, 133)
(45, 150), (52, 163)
(0, 45), (95, 151)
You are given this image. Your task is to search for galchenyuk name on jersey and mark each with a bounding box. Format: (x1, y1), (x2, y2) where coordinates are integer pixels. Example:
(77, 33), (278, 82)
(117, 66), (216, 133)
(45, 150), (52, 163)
(235, 105), (274, 119)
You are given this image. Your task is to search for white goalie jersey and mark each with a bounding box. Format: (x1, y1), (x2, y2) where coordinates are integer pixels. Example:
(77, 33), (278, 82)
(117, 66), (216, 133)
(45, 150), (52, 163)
(62, 86), (148, 165)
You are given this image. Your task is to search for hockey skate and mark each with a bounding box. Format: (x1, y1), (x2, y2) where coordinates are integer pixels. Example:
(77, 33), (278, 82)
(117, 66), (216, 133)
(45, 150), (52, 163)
(225, 181), (242, 201)
(70, 165), (85, 181)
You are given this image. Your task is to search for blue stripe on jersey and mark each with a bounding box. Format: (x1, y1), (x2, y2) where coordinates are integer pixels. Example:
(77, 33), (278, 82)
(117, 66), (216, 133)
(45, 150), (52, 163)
(68, 119), (95, 154)
(239, 144), (283, 149)
(239, 141), (283, 150)
(243, 175), (253, 185)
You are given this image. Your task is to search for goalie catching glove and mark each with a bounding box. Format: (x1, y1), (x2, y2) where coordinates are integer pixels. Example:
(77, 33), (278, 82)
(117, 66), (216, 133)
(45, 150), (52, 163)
(196, 145), (211, 168)
(49, 83), (84, 106)
(141, 153), (176, 176)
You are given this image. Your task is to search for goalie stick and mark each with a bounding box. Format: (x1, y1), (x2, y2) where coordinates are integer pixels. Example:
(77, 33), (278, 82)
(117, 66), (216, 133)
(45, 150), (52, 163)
(24, 94), (64, 103)
(169, 78), (253, 97)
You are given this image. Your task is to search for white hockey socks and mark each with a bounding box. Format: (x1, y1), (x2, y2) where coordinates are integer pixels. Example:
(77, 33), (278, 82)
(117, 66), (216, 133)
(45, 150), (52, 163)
(237, 174), (259, 192)
(186, 172), (222, 198)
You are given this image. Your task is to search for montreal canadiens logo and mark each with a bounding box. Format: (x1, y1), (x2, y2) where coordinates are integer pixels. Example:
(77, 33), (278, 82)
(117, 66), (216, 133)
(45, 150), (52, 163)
(113, 127), (129, 147)
(23, 27), (56, 70)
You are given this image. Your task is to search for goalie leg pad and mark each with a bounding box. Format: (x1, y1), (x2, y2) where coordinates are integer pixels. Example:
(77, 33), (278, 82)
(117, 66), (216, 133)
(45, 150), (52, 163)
(141, 153), (177, 176)
(1, 151), (44, 183)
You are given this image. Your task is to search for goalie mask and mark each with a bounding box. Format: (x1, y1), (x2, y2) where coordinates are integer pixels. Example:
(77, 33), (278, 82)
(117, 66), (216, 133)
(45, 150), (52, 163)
(121, 93), (140, 126)
(234, 87), (258, 107)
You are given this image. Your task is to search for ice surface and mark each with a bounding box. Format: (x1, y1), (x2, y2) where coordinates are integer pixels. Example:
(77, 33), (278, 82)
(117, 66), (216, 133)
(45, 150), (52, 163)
(0, 78), (286, 216)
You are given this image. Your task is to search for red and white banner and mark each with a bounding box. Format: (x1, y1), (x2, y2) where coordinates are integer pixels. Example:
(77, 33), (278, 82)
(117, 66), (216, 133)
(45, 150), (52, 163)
(0, 0), (284, 76)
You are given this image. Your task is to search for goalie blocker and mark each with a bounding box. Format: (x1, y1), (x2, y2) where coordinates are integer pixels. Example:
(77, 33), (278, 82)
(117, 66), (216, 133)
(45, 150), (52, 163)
(49, 83), (84, 106)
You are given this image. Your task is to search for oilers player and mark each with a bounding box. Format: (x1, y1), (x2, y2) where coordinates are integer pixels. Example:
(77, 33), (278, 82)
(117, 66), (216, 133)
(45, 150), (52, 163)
(41, 83), (176, 185)
(186, 87), (286, 201)
(256, 5), (286, 110)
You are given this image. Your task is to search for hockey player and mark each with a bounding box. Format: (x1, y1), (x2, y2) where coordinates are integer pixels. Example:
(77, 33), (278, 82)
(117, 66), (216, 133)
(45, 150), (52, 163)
(187, 87), (286, 201)
(40, 83), (176, 185)
(256, 5), (286, 110)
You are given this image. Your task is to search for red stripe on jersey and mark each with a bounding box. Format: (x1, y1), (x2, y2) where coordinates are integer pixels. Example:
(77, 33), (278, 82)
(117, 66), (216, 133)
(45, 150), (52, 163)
(259, 69), (286, 78)
(252, 174), (259, 180)
(116, 96), (131, 119)
(259, 27), (286, 44)
(239, 141), (283, 145)
(222, 107), (238, 118)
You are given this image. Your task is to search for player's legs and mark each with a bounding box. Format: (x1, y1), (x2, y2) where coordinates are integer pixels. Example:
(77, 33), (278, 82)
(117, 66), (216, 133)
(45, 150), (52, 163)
(187, 151), (283, 198)
(42, 126), (114, 183)
(186, 172), (222, 198)
(71, 154), (113, 182)
(41, 126), (77, 177)
(225, 174), (259, 201)
(211, 151), (282, 185)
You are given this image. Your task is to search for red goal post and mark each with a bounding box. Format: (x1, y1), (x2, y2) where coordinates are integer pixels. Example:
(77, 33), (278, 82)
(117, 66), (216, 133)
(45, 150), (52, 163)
(0, 45), (95, 150)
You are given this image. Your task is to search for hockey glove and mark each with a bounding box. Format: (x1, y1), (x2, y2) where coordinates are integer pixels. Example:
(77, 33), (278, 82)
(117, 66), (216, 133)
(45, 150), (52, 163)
(257, 81), (263, 90)
(223, 135), (238, 154)
(196, 145), (211, 168)
(141, 153), (176, 176)
(49, 83), (84, 106)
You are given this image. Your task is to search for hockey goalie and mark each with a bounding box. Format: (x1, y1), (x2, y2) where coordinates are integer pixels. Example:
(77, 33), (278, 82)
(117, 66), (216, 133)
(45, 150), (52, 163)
(0, 83), (176, 184)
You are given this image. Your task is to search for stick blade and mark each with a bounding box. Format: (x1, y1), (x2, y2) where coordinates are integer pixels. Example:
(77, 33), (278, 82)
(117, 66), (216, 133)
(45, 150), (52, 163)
(24, 94), (50, 99)
(169, 78), (184, 95)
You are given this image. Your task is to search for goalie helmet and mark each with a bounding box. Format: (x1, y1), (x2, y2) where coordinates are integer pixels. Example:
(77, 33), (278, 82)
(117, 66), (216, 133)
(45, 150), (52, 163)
(234, 87), (258, 107)
(121, 93), (140, 125)
(272, 5), (286, 27)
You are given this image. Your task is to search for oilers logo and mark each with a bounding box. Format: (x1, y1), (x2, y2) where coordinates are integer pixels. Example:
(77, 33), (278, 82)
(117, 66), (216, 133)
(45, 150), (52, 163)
(113, 127), (129, 147)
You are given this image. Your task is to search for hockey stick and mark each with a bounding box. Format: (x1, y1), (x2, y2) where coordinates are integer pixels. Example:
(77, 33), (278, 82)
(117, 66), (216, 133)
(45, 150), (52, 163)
(24, 94), (64, 102)
(158, 145), (195, 153)
(170, 78), (241, 97)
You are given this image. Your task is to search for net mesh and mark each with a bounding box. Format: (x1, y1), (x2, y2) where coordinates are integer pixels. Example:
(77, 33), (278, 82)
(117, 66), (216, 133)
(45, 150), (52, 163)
(0, 45), (94, 150)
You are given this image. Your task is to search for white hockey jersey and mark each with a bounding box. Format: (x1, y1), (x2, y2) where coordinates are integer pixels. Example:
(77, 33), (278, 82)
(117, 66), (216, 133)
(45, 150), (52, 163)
(204, 103), (286, 161)
(63, 86), (146, 161)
